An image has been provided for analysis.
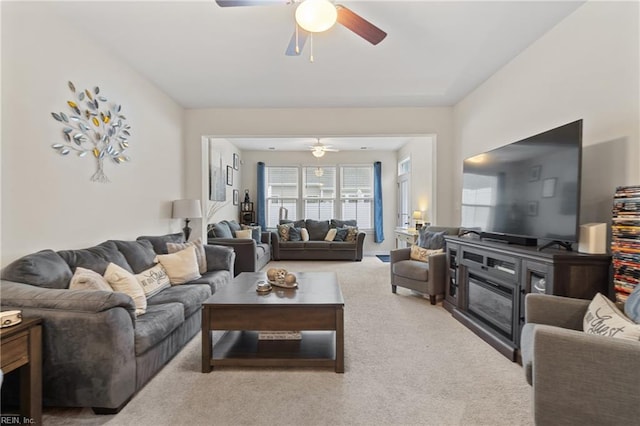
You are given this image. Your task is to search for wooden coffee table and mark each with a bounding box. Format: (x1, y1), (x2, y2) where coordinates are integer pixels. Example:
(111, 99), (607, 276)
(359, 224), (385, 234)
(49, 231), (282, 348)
(201, 271), (344, 373)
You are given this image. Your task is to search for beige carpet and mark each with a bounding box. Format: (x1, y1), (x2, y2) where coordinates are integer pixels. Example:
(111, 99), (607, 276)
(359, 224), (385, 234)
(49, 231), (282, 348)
(44, 257), (533, 426)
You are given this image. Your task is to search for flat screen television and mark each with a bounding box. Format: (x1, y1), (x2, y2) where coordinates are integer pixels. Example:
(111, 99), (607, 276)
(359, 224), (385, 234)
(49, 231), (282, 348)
(461, 120), (582, 248)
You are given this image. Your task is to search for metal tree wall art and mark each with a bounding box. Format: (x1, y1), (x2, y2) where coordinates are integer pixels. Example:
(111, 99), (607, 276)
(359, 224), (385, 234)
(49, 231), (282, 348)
(51, 81), (131, 183)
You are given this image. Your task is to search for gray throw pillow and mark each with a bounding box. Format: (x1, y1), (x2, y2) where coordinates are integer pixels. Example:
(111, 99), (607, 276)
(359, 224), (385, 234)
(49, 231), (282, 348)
(331, 219), (357, 229)
(305, 219), (330, 241)
(333, 227), (349, 242)
(288, 227), (302, 242)
(417, 229), (446, 249)
(223, 220), (242, 234)
(211, 222), (233, 239)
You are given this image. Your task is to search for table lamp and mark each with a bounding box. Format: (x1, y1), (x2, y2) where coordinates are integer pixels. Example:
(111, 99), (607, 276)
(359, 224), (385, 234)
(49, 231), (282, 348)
(172, 199), (202, 241)
(412, 210), (423, 230)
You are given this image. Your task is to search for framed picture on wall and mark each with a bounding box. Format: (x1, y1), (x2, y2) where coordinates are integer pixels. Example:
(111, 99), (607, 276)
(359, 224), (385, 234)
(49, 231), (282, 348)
(233, 189), (239, 205)
(233, 153), (239, 170)
(226, 166), (233, 186)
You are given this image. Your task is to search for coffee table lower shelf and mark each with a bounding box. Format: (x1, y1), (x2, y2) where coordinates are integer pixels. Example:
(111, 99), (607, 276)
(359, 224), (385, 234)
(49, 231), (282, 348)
(208, 330), (337, 370)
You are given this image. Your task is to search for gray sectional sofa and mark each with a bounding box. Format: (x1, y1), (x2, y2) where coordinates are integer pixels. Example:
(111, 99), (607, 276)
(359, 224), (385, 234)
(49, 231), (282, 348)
(0, 233), (235, 413)
(272, 219), (365, 261)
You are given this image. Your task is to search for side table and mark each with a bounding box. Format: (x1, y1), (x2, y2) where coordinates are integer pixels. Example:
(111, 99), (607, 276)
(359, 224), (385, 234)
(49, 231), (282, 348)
(0, 317), (42, 425)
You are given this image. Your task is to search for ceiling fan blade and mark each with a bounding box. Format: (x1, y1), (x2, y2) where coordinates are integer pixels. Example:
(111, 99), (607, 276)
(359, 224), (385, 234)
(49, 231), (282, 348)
(285, 27), (309, 56)
(336, 4), (387, 45)
(215, 0), (288, 7)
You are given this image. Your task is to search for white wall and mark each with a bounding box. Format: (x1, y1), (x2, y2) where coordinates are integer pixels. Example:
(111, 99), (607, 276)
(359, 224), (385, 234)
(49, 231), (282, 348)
(397, 136), (439, 226)
(239, 149), (397, 254)
(184, 107), (455, 244)
(1, 3), (185, 266)
(454, 1), (639, 228)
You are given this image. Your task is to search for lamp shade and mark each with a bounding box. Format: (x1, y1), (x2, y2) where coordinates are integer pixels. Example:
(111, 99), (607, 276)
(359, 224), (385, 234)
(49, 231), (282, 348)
(412, 210), (422, 220)
(172, 199), (202, 219)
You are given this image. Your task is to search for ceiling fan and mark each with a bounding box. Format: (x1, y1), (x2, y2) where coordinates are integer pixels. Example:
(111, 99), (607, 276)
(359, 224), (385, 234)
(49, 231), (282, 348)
(215, 0), (387, 61)
(309, 138), (339, 157)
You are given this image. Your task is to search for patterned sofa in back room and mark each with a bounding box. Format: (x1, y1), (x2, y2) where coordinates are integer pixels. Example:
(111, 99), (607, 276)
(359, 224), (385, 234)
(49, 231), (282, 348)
(272, 219), (365, 261)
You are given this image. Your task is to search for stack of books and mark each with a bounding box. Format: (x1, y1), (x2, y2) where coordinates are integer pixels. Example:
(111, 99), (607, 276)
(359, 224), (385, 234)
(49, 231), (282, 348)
(257, 331), (302, 340)
(611, 185), (640, 303)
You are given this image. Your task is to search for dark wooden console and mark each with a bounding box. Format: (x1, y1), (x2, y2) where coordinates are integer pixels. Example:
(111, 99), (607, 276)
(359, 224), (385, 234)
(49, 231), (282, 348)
(444, 236), (611, 361)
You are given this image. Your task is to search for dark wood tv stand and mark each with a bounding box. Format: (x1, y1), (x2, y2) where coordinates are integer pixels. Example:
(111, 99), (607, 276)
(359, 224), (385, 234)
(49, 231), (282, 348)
(443, 236), (611, 361)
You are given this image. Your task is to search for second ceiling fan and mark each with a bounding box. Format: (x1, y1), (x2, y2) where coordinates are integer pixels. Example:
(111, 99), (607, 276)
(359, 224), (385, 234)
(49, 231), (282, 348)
(215, 0), (387, 60)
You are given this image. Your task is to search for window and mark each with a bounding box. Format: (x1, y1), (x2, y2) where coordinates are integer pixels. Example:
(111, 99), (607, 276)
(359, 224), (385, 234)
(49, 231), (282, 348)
(266, 167), (298, 228)
(397, 157), (411, 227)
(340, 166), (373, 229)
(264, 164), (374, 228)
(303, 166), (336, 221)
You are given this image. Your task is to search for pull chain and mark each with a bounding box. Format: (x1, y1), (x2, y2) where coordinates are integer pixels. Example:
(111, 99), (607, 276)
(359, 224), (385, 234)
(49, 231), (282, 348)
(295, 24), (300, 54)
(310, 32), (314, 62)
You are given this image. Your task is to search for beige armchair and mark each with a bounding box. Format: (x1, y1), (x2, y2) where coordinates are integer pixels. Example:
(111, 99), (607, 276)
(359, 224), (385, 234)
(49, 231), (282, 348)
(389, 226), (459, 304)
(520, 293), (640, 425)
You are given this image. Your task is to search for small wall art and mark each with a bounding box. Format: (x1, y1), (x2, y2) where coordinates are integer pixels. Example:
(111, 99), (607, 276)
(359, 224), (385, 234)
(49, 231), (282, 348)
(50, 81), (131, 183)
(529, 165), (541, 182)
(226, 165), (233, 186)
(542, 178), (557, 198)
(233, 153), (239, 170)
(233, 189), (239, 205)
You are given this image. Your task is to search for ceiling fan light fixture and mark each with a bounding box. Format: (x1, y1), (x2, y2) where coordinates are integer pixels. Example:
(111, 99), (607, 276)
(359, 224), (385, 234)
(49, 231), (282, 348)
(312, 148), (325, 158)
(295, 0), (337, 33)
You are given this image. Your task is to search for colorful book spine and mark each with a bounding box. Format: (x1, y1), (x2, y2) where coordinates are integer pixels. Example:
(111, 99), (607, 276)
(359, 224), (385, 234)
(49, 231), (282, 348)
(258, 331), (302, 340)
(611, 185), (640, 302)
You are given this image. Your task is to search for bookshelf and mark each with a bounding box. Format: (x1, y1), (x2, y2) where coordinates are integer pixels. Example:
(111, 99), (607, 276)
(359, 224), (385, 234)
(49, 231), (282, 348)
(611, 185), (640, 303)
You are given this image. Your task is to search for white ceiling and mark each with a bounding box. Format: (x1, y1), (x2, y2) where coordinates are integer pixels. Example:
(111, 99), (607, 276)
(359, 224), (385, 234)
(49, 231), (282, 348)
(45, 0), (584, 110)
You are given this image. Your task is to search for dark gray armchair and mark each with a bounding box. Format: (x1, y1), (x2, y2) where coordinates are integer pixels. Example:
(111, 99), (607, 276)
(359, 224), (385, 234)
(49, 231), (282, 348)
(389, 226), (459, 304)
(520, 293), (640, 425)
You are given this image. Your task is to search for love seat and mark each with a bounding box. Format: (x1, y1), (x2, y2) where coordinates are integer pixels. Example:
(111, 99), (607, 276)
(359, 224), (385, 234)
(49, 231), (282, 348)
(272, 219), (365, 261)
(0, 233), (234, 413)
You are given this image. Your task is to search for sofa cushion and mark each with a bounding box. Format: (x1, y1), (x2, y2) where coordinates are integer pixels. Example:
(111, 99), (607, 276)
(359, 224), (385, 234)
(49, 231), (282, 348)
(135, 263), (171, 298)
(155, 246), (201, 285)
(277, 224), (293, 241)
(69, 267), (113, 292)
(223, 220), (242, 235)
(333, 227), (349, 241)
(256, 243), (269, 259)
(58, 241), (133, 275)
(111, 239), (157, 274)
(583, 293), (640, 341)
(235, 229), (253, 239)
(280, 219), (305, 228)
(345, 226), (359, 242)
(331, 219), (357, 228)
(520, 323), (535, 385)
(304, 241), (333, 250)
(305, 219), (330, 241)
(392, 260), (429, 282)
(0, 249), (73, 289)
(204, 245), (234, 272)
(188, 271), (230, 294)
(288, 227), (303, 242)
(166, 238), (208, 274)
(330, 241), (357, 250)
(410, 246), (443, 263)
(134, 302), (184, 355)
(147, 283), (211, 317)
(417, 229), (446, 249)
(210, 222), (233, 239)
(104, 262), (147, 316)
(279, 241), (305, 249)
(241, 224), (262, 243)
(136, 232), (185, 255)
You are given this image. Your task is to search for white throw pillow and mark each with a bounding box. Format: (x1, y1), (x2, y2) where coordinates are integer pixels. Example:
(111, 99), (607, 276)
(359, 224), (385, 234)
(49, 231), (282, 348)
(410, 246), (443, 263)
(300, 228), (310, 241)
(69, 267), (113, 292)
(104, 262), (147, 316)
(155, 246), (201, 285)
(166, 238), (207, 274)
(583, 293), (640, 341)
(235, 229), (253, 239)
(324, 228), (337, 241)
(135, 263), (171, 298)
